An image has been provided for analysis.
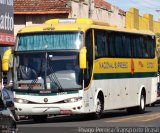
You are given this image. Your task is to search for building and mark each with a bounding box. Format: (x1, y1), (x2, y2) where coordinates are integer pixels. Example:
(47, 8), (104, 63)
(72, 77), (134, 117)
(14, 0), (70, 35)
(14, 0), (126, 35)
(0, 0), (14, 87)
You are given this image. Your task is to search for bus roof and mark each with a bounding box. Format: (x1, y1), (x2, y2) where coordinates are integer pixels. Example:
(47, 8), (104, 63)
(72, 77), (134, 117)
(18, 18), (155, 36)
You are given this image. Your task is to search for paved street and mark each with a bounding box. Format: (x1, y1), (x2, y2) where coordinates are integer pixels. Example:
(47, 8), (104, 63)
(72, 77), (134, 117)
(17, 104), (160, 133)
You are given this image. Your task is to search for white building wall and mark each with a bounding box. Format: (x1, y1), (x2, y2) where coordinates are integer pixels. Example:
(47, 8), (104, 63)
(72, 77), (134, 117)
(69, 0), (125, 28)
(14, 0), (125, 35)
(92, 7), (109, 23)
(70, 1), (88, 18)
(109, 6), (125, 28)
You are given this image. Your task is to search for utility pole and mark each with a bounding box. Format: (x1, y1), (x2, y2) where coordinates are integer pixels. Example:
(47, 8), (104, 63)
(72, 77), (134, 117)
(155, 10), (160, 21)
(88, 0), (94, 18)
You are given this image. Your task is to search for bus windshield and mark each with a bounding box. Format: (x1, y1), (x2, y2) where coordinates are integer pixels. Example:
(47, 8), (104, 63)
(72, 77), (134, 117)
(16, 32), (82, 51)
(14, 52), (82, 92)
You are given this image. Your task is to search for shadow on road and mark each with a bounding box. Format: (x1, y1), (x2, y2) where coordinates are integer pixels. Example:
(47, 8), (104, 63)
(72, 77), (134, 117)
(17, 109), (152, 125)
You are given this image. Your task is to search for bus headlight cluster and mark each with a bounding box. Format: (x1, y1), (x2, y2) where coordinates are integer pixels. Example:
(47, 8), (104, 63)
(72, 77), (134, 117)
(14, 98), (29, 104)
(63, 97), (82, 103)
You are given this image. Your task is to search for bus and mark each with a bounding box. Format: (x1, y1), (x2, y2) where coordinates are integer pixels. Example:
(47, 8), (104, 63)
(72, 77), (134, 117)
(10, 18), (157, 122)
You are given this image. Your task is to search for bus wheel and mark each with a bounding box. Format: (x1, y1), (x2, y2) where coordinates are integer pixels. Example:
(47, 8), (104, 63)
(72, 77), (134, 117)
(136, 92), (146, 113)
(127, 92), (146, 114)
(32, 115), (47, 123)
(93, 96), (104, 119)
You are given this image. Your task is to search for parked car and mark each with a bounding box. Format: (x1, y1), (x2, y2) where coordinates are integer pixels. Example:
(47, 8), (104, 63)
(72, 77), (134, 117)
(0, 90), (17, 132)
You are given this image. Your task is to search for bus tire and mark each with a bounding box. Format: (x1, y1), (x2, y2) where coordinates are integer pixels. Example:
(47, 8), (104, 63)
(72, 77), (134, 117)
(127, 91), (146, 114)
(136, 91), (146, 113)
(93, 95), (104, 119)
(32, 115), (47, 123)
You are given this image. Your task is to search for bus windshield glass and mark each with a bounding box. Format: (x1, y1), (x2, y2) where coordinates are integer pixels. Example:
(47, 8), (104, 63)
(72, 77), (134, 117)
(14, 52), (82, 92)
(16, 32), (82, 51)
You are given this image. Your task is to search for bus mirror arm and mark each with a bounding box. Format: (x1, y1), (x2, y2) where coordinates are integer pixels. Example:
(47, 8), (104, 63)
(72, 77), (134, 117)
(79, 47), (87, 69)
(2, 48), (13, 71)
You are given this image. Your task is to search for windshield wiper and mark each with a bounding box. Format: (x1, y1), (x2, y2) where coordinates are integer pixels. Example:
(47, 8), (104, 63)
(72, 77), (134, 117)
(48, 57), (63, 91)
(27, 72), (40, 91)
(48, 75), (62, 90)
(27, 78), (38, 92)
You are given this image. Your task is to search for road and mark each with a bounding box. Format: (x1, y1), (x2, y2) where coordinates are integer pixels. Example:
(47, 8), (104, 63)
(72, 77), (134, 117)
(17, 104), (160, 133)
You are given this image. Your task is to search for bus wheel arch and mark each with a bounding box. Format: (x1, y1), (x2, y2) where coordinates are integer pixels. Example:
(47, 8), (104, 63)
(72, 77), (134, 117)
(127, 87), (146, 114)
(94, 90), (104, 119)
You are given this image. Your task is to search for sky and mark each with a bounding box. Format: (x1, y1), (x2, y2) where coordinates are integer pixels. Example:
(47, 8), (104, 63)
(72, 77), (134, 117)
(106, 0), (160, 21)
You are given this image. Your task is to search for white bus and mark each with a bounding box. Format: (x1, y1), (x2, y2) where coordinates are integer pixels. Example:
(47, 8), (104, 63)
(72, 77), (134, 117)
(11, 18), (157, 122)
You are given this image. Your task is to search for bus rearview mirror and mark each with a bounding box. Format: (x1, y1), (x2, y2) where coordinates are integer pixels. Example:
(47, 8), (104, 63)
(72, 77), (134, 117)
(2, 48), (13, 72)
(79, 47), (87, 69)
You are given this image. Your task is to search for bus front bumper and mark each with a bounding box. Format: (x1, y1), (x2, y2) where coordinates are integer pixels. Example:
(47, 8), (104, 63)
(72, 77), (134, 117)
(14, 101), (84, 115)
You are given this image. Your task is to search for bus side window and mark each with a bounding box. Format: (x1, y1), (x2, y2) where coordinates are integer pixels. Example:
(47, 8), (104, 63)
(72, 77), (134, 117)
(142, 36), (149, 58)
(131, 36), (135, 57)
(103, 32), (109, 57)
(123, 34), (131, 57)
(115, 33), (123, 57)
(108, 32), (115, 57)
(135, 36), (142, 58)
(105, 32), (109, 57)
(147, 36), (155, 58)
(147, 36), (151, 57)
(95, 30), (106, 58)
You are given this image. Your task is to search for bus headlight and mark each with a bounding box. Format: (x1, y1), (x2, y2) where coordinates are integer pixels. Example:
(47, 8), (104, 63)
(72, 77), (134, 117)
(14, 98), (29, 104)
(63, 97), (82, 103)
